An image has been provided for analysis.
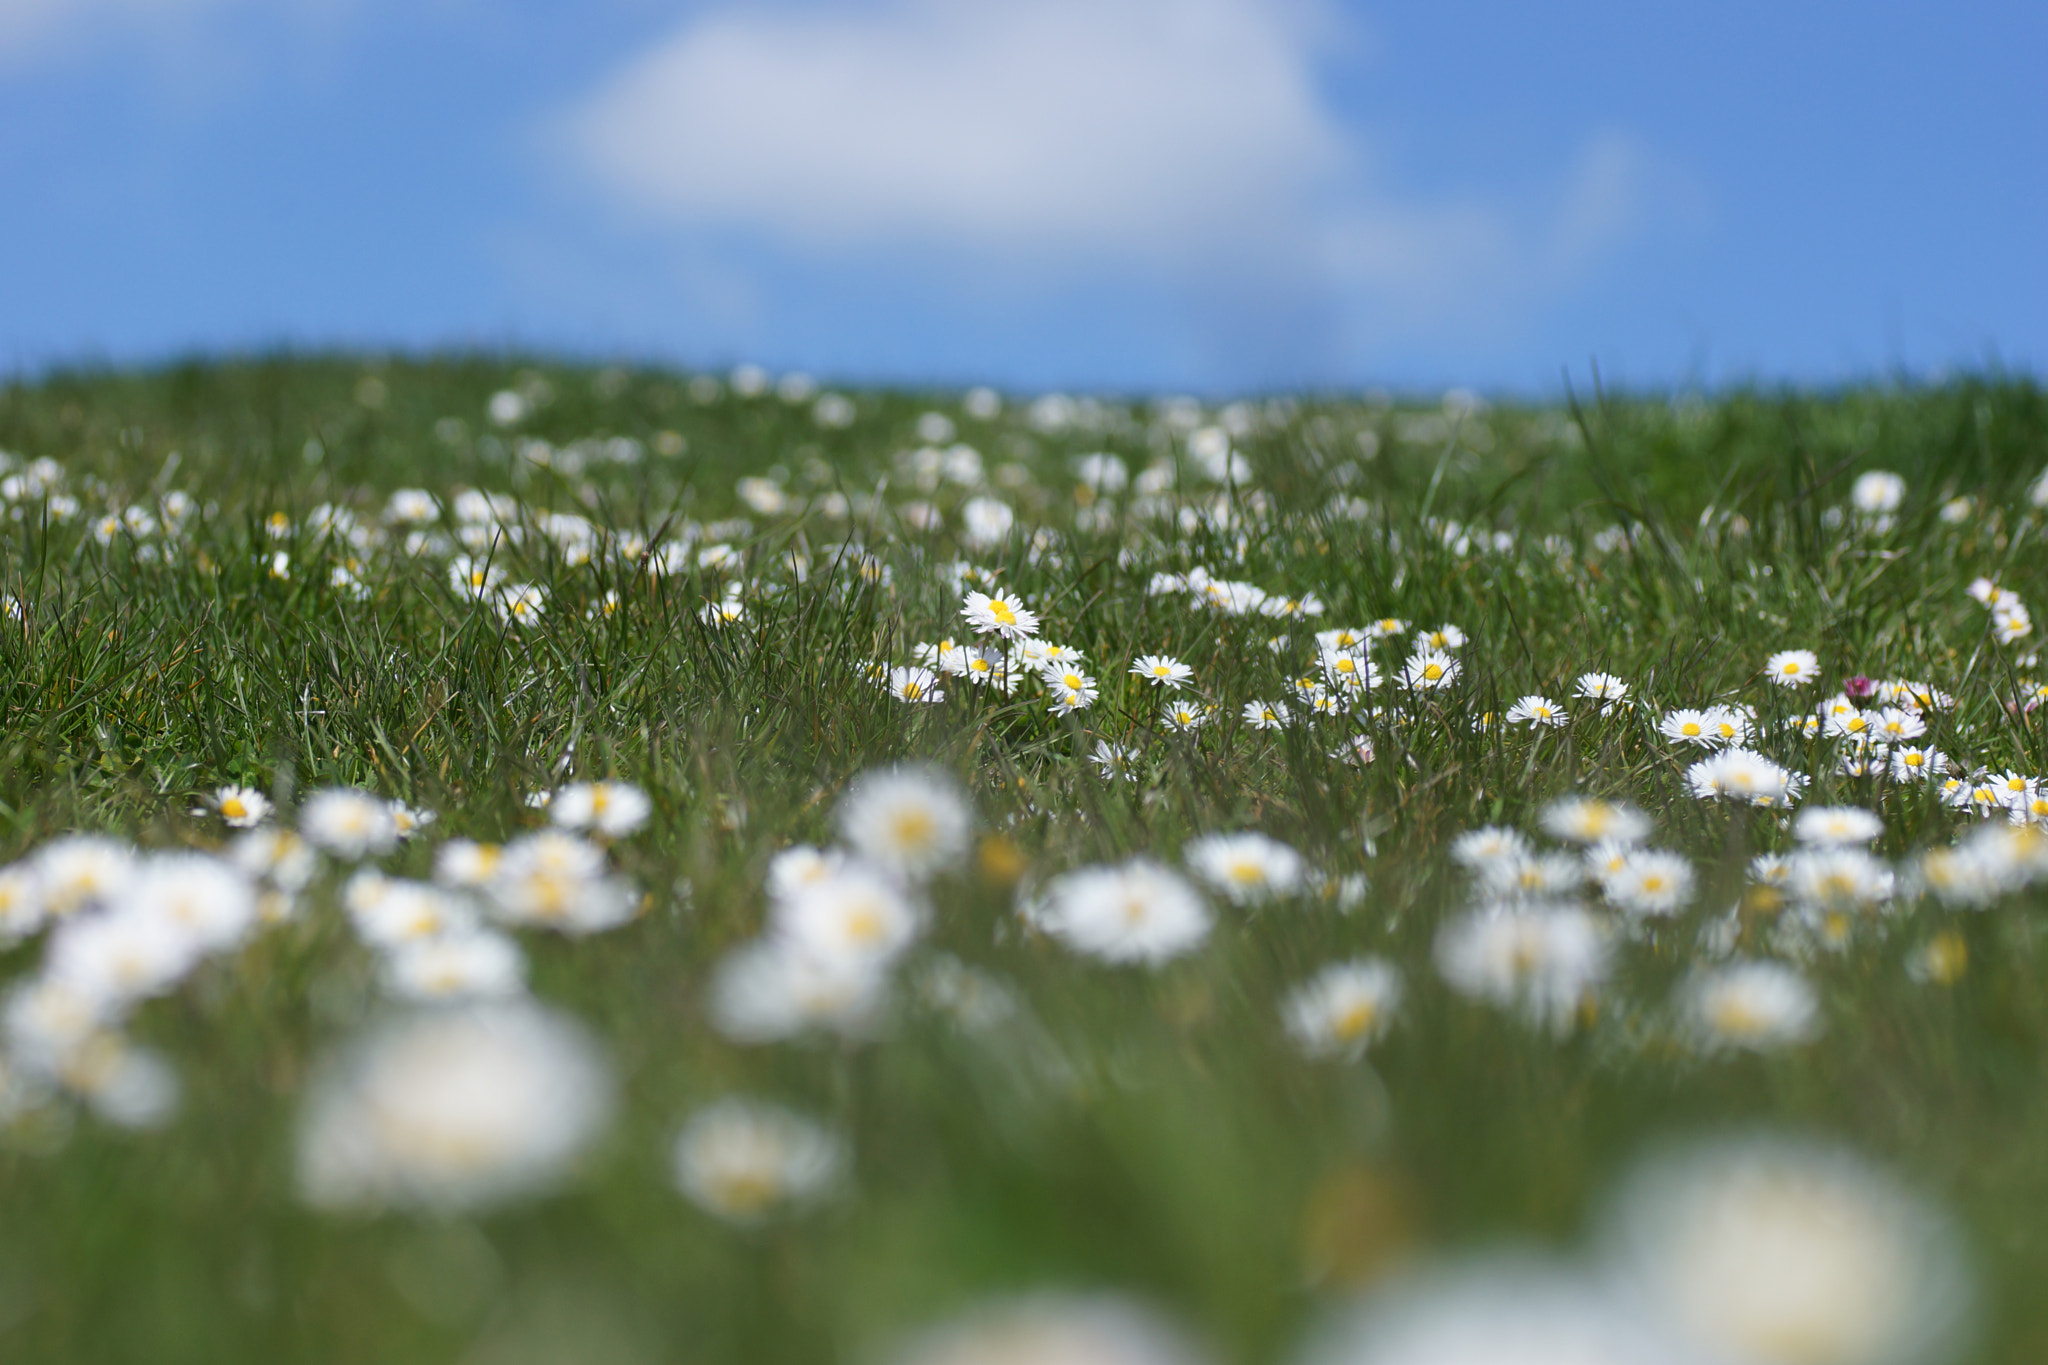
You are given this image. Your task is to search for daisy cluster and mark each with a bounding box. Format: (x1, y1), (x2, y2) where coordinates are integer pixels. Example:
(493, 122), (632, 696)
(7, 371), (2048, 1359)
(0, 776), (646, 1188)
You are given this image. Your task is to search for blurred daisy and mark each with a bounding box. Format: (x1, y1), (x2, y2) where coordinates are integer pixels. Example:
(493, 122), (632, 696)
(673, 1098), (843, 1225)
(707, 939), (887, 1043)
(1091, 740), (1137, 780)
(550, 780), (652, 839)
(382, 930), (526, 1002)
(1300, 1257), (1688, 1365)
(297, 1003), (613, 1212)
(1451, 826), (1532, 872)
(1793, 806), (1884, 846)
(1184, 832), (1306, 905)
(1029, 859), (1212, 965)
(1540, 797), (1651, 846)
(1282, 959), (1401, 1059)
(837, 765), (972, 882)
(1436, 906), (1609, 1035)
(35, 835), (136, 918)
(1599, 849), (1695, 918)
(484, 832), (639, 935)
(1600, 1134), (1971, 1365)
(1684, 961), (1820, 1052)
(889, 1294), (1207, 1365)
(770, 864), (922, 968)
(300, 789), (399, 860)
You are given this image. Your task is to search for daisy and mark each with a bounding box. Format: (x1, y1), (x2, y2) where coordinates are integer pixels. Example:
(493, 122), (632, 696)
(1990, 771), (2038, 813)
(1320, 649), (1378, 694)
(917, 639), (971, 675)
(1241, 699), (1291, 730)
(1090, 740), (1136, 780)
(887, 665), (945, 704)
(1281, 959), (1401, 1059)
(1041, 666), (1099, 714)
(1765, 649), (1820, 687)
(1575, 671), (1631, 712)
(1315, 628), (1368, 651)
(1872, 707), (1926, 743)
(1130, 654), (1193, 689)
(212, 785), (271, 829)
(1398, 649), (1459, 690)
(1418, 624), (1466, 650)
(1160, 701), (1208, 733)
(1705, 705), (1753, 746)
(1889, 746), (1946, 782)
(1659, 708), (1716, 747)
(961, 590), (1038, 641)
(1329, 734), (1375, 766)
(1505, 694), (1568, 728)
(1824, 708), (1876, 741)
(1368, 618), (1409, 640)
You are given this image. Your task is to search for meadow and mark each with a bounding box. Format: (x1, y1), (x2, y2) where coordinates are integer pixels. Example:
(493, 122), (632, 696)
(0, 357), (2043, 1363)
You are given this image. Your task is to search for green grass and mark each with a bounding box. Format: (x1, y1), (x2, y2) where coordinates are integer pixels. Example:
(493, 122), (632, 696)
(0, 357), (2045, 1362)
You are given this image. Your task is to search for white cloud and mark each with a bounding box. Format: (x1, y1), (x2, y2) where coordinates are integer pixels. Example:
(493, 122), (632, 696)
(557, 0), (1691, 373)
(565, 0), (1350, 264)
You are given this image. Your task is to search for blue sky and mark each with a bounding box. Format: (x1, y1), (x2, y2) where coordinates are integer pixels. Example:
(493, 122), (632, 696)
(0, 0), (2041, 395)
